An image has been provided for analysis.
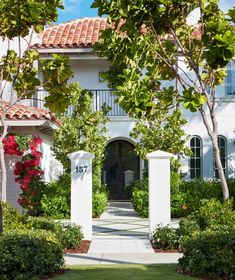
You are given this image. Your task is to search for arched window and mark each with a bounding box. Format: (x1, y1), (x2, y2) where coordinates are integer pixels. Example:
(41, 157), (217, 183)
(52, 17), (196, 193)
(190, 136), (202, 179)
(214, 136), (227, 179)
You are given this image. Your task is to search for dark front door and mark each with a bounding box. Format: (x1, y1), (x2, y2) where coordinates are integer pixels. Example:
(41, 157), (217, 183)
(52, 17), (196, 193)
(103, 140), (140, 200)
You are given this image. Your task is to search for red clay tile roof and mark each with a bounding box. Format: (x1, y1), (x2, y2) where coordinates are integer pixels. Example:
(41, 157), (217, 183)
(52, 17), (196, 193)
(33, 17), (203, 50)
(0, 102), (60, 126)
(34, 17), (109, 49)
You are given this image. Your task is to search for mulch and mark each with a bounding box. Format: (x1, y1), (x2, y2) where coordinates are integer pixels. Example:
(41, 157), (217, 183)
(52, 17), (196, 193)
(153, 248), (181, 253)
(64, 240), (91, 254)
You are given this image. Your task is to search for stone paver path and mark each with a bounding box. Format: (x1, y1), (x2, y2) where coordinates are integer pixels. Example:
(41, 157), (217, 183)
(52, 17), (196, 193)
(64, 201), (183, 265)
(89, 201), (153, 253)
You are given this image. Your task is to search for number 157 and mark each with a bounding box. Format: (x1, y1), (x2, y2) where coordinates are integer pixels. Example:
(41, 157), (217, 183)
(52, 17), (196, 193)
(76, 166), (88, 173)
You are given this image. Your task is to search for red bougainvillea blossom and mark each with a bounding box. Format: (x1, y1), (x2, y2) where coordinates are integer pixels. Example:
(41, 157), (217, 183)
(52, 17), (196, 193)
(2, 135), (23, 156)
(3, 135), (44, 211)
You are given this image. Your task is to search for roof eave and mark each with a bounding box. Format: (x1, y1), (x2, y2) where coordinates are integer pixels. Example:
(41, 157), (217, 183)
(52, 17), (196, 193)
(3, 119), (60, 129)
(36, 47), (93, 54)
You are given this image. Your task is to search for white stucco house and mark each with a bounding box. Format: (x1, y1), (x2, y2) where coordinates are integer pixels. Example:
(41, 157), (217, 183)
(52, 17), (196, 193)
(1, 17), (235, 206)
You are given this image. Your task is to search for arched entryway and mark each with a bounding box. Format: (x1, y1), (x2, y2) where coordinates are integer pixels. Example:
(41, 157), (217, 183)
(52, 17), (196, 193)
(102, 140), (140, 200)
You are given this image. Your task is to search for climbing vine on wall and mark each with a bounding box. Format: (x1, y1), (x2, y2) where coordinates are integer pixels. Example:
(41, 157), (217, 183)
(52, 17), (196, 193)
(3, 134), (44, 212)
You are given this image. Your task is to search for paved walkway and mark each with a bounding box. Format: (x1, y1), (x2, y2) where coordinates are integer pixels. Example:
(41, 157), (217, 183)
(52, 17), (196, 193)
(65, 201), (183, 265)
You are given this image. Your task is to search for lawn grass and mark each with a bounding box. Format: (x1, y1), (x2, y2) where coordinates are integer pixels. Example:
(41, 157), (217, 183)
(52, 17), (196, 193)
(52, 265), (197, 279)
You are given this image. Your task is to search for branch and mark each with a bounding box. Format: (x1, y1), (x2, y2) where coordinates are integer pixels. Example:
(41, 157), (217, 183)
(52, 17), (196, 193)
(148, 17), (199, 92)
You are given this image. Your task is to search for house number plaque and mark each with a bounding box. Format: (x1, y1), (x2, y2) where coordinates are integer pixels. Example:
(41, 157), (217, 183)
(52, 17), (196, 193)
(76, 165), (88, 173)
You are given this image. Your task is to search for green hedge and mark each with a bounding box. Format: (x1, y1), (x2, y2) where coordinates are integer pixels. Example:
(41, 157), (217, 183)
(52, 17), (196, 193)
(153, 199), (235, 251)
(2, 204), (83, 250)
(0, 229), (64, 280)
(179, 231), (235, 279)
(40, 173), (71, 219)
(26, 217), (83, 249)
(2, 202), (26, 231)
(130, 176), (235, 218)
(131, 178), (148, 218)
(92, 191), (108, 218)
(131, 172), (181, 218)
(187, 198), (235, 231)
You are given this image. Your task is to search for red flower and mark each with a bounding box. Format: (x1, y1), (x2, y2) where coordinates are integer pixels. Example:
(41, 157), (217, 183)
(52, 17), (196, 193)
(3, 135), (23, 156)
(4, 134), (44, 210)
(181, 204), (187, 210)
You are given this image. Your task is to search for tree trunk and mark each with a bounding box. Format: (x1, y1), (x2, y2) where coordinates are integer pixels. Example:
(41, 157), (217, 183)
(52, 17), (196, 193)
(211, 134), (229, 201)
(0, 113), (8, 234)
(0, 141), (7, 203)
(199, 108), (230, 201)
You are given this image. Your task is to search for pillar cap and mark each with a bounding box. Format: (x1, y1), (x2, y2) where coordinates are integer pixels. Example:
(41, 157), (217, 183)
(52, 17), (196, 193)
(146, 150), (174, 159)
(68, 150), (95, 160)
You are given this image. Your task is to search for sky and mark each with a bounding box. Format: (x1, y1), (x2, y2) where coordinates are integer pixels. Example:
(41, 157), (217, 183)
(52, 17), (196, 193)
(57, 0), (234, 24)
(57, 0), (97, 23)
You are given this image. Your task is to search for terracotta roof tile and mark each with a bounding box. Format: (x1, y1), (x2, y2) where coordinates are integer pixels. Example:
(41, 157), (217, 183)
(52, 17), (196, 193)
(33, 17), (202, 50)
(34, 17), (109, 49)
(0, 102), (60, 125)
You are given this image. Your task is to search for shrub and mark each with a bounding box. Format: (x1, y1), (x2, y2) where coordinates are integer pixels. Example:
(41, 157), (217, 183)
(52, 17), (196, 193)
(60, 224), (84, 249)
(228, 180), (235, 201)
(170, 171), (187, 217)
(40, 173), (70, 219)
(189, 198), (235, 231)
(179, 231), (235, 279)
(92, 190), (108, 218)
(27, 216), (62, 233)
(41, 195), (70, 219)
(25, 217), (83, 249)
(131, 178), (148, 218)
(0, 229), (64, 280)
(152, 225), (180, 250)
(179, 179), (222, 215)
(178, 218), (201, 245)
(131, 172), (181, 218)
(2, 202), (26, 231)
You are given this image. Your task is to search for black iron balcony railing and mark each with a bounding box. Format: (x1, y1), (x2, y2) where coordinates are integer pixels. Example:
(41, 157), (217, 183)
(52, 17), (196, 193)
(33, 89), (127, 117)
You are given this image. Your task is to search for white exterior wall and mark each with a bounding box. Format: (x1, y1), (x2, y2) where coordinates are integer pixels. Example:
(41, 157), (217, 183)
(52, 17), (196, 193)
(41, 140), (63, 182)
(5, 155), (21, 210)
(69, 58), (137, 142)
(0, 32), (40, 106)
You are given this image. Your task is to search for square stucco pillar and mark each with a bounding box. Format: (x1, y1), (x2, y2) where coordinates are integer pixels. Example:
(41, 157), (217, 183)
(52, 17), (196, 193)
(68, 150), (94, 240)
(146, 150), (173, 238)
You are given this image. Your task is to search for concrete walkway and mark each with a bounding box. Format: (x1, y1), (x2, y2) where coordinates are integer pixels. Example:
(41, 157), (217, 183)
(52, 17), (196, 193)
(65, 201), (183, 265)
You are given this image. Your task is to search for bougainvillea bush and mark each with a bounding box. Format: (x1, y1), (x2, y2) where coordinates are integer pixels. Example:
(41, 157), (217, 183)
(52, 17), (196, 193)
(3, 134), (45, 214)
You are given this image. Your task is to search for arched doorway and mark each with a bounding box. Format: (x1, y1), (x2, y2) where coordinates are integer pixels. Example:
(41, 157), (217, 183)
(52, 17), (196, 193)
(103, 140), (140, 200)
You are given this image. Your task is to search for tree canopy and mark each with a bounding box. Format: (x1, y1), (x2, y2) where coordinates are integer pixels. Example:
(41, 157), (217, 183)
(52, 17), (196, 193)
(0, 0), (73, 233)
(52, 82), (109, 190)
(92, 0), (235, 200)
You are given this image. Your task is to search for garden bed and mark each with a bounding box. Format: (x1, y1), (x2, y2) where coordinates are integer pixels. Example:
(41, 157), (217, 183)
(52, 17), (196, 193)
(64, 240), (91, 254)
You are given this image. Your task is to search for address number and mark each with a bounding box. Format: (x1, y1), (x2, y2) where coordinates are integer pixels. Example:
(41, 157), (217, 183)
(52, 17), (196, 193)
(76, 165), (88, 173)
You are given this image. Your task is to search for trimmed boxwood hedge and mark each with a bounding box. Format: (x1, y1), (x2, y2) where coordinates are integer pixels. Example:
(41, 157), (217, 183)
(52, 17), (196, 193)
(179, 231), (235, 280)
(0, 229), (64, 280)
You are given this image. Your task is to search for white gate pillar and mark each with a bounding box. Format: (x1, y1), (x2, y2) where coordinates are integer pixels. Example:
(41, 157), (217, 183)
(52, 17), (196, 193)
(146, 150), (173, 238)
(68, 150), (94, 240)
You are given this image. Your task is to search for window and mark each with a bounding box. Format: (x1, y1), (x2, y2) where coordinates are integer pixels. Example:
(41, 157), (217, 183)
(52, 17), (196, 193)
(214, 136), (227, 179)
(225, 61), (235, 95)
(190, 136), (202, 179)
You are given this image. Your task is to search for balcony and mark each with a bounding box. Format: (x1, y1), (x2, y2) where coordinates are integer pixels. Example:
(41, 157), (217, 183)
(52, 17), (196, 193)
(32, 89), (127, 117)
